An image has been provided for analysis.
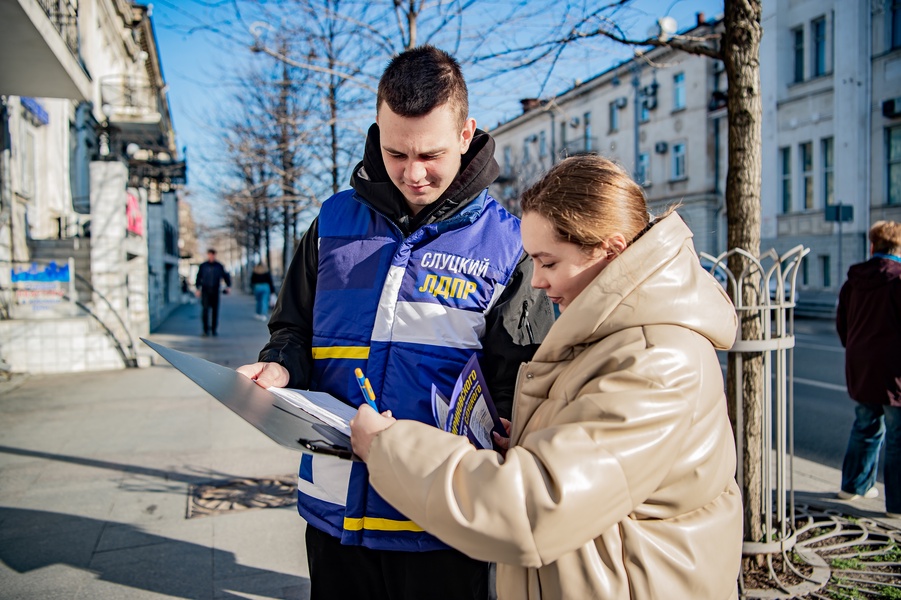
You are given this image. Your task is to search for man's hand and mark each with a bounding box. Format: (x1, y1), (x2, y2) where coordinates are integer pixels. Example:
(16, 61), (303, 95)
(194, 289), (201, 298)
(236, 362), (290, 388)
(350, 404), (396, 462)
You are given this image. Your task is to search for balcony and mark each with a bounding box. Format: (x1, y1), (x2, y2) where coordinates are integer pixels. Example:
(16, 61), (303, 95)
(0, 0), (91, 99)
(100, 75), (171, 152)
(101, 76), (163, 127)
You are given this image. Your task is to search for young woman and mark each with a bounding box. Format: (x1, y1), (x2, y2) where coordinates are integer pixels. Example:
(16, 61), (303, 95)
(250, 262), (275, 321)
(350, 155), (742, 599)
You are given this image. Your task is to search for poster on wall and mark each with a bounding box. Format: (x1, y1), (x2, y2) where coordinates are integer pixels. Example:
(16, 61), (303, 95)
(126, 191), (144, 236)
(10, 261), (77, 318)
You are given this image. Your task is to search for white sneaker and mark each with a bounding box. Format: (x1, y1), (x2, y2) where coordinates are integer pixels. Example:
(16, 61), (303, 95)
(837, 487), (879, 500)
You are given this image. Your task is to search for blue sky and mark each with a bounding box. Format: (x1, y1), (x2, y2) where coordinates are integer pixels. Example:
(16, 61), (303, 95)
(149, 0), (724, 219)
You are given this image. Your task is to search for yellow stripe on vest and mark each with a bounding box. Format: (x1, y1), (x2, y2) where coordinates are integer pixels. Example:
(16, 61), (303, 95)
(344, 517), (424, 532)
(311, 347), (370, 359)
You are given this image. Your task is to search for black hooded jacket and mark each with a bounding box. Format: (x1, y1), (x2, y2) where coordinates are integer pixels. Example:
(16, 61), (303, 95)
(258, 125), (554, 417)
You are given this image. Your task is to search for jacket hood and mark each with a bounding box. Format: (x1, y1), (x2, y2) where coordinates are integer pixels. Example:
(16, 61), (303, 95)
(349, 124), (500, 233)
(534, 212), (737, 363)
(845, 256), (901, 291)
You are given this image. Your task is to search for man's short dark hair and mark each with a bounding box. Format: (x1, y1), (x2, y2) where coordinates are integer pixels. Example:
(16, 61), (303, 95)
(377, 45), (469, 127)
(207, 248), (216, 255)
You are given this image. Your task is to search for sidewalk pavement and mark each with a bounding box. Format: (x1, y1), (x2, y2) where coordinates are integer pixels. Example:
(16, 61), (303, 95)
(0, 297), (897, 599)
(0, 291), (310, 599)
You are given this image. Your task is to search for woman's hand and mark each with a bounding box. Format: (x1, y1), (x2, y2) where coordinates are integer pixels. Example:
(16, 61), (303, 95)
(492, 417), (512, 457)
(350, 405), (396, 462)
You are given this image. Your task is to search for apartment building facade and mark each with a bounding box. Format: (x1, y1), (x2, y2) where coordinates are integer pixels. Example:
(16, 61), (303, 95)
(761, 0), (901, 298)
(490, 1), (901, 304)
(0, 0), (188, 373)
(488, 15), (728, 258)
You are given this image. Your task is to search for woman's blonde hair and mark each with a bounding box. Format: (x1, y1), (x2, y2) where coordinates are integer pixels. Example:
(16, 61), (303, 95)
(520, 155), (653, 253)
(253, 262), (267, 274)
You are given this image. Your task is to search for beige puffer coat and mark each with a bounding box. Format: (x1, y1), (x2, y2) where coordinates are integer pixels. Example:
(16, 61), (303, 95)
(367, 213), (743, 599)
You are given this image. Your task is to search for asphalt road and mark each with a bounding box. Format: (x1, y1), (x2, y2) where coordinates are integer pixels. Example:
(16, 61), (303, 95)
(789, 317), (858, 471)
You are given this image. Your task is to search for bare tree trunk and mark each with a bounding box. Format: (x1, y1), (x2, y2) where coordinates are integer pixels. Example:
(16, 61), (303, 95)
(722, 0), (764, 550)
(278, 53), (296, 268)
(264, 204), (271, 272)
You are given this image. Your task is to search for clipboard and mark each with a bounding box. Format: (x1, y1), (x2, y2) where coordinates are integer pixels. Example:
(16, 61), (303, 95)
(141, 338), (359, 461)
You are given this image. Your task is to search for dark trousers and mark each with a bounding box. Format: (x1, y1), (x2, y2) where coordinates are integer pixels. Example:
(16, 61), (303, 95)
(305, 524), (489, 600)
(200, 289), (220, 334)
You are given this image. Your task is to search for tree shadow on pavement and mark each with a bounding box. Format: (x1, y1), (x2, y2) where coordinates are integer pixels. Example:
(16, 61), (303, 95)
(0, 507), (310, 600)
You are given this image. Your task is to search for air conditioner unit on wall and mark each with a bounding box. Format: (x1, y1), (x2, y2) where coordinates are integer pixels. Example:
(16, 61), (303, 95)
(615, 97), (628, 109)
(883, 98), (901, 119)
(655, 141), (668, 154)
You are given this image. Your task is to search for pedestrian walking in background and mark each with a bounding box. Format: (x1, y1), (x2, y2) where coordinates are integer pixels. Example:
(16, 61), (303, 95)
(836, 220), (901, 517)
(351, 155), (743, 600)
(250, 262), (275, 321)
(195, 248), (231, 336)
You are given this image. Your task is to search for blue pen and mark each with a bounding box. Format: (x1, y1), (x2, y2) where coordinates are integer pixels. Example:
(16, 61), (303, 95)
(354, 368), (378, 410)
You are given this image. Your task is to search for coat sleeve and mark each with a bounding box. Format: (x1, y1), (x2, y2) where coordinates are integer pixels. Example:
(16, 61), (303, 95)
(258, 218), (318, 388)
(836, 282), (849, 347)
(366, 353), (696, 568)
(480, 252), (555, 419)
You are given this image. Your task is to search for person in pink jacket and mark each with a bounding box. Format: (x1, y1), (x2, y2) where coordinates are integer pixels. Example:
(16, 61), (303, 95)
(351, 154), (743, 599)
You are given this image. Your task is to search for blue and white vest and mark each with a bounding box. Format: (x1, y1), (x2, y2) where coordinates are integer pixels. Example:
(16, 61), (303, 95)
(296, 188), (523, 551)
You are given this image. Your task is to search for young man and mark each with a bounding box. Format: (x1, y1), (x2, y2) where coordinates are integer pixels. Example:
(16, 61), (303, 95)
(195, 248), (231, 336)
(836, 220), (901, 517)
(237, 46), (553, 599)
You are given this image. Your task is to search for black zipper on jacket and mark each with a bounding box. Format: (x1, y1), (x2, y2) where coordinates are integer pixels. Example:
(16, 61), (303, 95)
(518, 300), (535, 344)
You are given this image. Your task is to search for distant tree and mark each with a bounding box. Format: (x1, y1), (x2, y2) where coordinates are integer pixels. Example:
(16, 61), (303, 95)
(217, 42), (328, 273)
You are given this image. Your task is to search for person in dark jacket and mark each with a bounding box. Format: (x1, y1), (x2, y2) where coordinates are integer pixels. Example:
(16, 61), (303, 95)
(836, 220), (901, 517)
(195, 248), (231, 336)
(237, 46), (553, 600)
(250, 262), (276, 321)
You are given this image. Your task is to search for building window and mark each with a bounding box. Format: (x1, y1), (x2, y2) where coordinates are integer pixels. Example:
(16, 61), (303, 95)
(801, 255), (809, 286)
(539, 131), (547, 158)
(503, 145), (512, 177)
(780, 147), (792, 213)
(560, 121), (567, 155)
(583, 112), (592, 151)
(640, 101), (650, 123)
(892, 0), (901, 50)
(637, 152), (650, 185)
(800, 141), (813, 209)
(822, 137), (834, 206)
(889, 125), (901, 205)
(671, 143), (686, 180)
(522, 138), (530, 164)
(821, 254), (831, 288)
(609, 101), (619, 132)
(793, 27), (804, 83)
(811, 17), (827, 77)
(673, 72), (686, 110)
